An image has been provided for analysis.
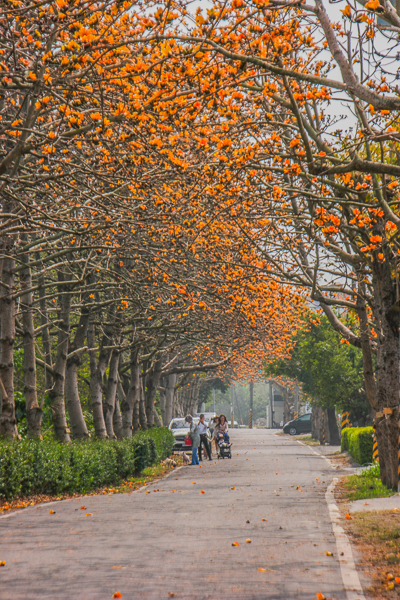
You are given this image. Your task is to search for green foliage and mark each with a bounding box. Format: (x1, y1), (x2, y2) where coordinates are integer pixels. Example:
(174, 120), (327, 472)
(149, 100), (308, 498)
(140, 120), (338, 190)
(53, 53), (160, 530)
(341, 427), (351, 452)
(198, 377), (228, 408)
(344, 463), (395, 501)
(266, 313), (370, 422)
(139, 427), (174, 461)
(0, 427), (173, 501)
(343, 426), (374, 465)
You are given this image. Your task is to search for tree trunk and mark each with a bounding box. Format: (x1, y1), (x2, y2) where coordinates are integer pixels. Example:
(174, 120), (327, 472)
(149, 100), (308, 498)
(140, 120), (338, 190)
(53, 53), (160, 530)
(65, 307), (89, 439)
(327, 408), (340, 445)
(165, 373), (176, 424)
(371, 260), (399, 490)
(131, 358), (141, 433)
(311, 405), (322, 441)
(48, 270), (71, 442)
(113, 396), (123, 439)
(104, 349), (120, 439)
(20, 245), (42, 438)
(153, 405), (163, 427)
(139, 378), (147, 430)
(159, 378), (166, 425)
(189, 377), (201, 415)
(121, 348), (140, 437)
(0, 254), (18, 438)
(145, 359), (162, 428)
(37, 258), (53, 392)
(87, 321), (108, 439)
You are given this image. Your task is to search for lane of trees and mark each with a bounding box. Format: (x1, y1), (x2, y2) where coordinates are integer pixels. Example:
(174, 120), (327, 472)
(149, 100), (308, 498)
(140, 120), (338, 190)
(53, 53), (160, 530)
(2, 0), (400, 488)
(142, 0), (400, 488)
(0, 0), (303, 442)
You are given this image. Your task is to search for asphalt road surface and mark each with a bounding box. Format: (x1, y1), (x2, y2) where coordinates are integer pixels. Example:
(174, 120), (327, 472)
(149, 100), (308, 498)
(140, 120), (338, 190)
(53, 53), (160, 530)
(0, 429), (349, 600)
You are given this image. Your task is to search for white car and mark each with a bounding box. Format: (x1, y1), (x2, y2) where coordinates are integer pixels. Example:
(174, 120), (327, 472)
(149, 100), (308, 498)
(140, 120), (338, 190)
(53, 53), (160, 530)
(169, 418), (192, 451)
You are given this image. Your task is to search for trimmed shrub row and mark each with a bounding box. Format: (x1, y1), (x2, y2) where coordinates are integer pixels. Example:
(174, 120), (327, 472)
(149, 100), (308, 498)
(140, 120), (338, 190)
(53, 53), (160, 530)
(0, 427), (174, 501)
(341, 426), (374, 465)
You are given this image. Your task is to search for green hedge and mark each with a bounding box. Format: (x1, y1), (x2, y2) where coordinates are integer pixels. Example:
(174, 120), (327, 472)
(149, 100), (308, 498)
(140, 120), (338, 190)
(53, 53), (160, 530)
(0, 427), (174, 501)
(143, 427), (174, 461)
(341, 426), (374, 465)
(341, 427), (351, 452)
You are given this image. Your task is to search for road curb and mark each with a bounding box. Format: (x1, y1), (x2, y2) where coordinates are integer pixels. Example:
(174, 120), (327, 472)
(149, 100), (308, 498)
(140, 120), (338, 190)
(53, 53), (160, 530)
(0, 465), (185, 520)
(296, 439), (366, 600)
(133, 465), (184, 493)
(326, 479), (366, 600)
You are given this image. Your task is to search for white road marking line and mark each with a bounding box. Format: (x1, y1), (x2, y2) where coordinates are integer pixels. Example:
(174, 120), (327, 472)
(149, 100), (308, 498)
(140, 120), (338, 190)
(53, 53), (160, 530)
(326, 479), (366, 600)
(296, 439), (365, 600)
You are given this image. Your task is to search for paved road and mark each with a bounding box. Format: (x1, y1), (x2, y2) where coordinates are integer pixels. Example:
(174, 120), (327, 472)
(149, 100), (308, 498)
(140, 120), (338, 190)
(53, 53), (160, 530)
(0, 430), (348, 600)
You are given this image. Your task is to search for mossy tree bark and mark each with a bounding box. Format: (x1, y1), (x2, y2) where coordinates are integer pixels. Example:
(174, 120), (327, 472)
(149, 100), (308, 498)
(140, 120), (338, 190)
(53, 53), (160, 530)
(20, 242), (42, 438)
(65, 307), (89, 439)
(0, 253), (18, 438)
(48, 270), (71, 443)
(145, 358), (162, 428)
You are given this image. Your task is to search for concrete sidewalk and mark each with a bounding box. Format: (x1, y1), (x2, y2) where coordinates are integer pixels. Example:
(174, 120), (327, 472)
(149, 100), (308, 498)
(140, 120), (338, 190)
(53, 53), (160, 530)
(0, 430), (350, 600)
(349, 494), (400, 513)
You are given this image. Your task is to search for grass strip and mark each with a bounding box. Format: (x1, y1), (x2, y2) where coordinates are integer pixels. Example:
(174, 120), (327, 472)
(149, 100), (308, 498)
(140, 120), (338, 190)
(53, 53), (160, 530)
(343, 464), (395, 501)
(298, 435), (320, 446)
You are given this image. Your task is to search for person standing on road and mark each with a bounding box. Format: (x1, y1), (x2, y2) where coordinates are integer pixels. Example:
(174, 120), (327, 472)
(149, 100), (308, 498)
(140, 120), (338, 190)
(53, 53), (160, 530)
(185, 415), (200, 465)
(198, 414), (212, 461)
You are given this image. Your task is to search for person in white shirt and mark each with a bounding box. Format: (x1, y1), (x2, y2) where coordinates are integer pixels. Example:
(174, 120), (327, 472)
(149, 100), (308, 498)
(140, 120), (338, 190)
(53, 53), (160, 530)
(198, 414), (212, 461)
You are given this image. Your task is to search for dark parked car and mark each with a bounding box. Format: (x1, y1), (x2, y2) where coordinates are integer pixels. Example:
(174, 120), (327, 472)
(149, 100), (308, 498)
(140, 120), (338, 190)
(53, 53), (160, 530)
(283, 413), (312, 436)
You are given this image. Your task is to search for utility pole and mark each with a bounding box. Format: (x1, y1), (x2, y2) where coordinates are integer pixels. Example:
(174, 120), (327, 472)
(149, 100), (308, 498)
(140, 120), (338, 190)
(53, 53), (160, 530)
(249, 380), (253, 429)
(268, 381), (273, 429)
(212, 387), (216, 414)
(230, 384), (234, 428)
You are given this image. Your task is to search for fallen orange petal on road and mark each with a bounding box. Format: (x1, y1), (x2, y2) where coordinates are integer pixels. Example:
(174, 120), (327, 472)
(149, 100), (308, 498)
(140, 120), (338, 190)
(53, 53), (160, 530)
(49, 510), (55, 514)
(387, 582), (395, 590)
(232, 542), (240, 546)
(112, 593), (123, 599)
